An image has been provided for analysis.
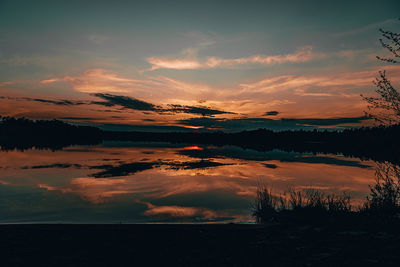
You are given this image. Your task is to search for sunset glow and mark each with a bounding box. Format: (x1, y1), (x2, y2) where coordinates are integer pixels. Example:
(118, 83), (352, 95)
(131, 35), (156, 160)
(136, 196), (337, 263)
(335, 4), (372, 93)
(0, 1), (399, 132)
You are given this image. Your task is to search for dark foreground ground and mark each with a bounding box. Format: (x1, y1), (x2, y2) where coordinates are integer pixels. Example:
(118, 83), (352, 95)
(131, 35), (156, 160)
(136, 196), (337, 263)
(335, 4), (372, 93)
(1, 223), (400, 267)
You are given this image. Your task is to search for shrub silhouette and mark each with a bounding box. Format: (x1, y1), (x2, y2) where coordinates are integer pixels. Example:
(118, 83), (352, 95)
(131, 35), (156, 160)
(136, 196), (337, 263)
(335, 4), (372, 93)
(252, 186), (352, 224)
(253, 162), (400, 224)
(251, 185), (280, 223)
(361, 162), (400, 221)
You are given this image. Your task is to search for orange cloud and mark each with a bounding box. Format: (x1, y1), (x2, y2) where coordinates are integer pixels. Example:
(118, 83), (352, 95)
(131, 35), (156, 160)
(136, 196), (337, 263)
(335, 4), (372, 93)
(0, 81), (16, 87)
(41, 69), (162, 93)
(39, 69), (215, 102)
(145, 46), (325, 71)
(31, 63), (400, 120)
(142, 202), (220, 219)
(239, 65), (400, 96)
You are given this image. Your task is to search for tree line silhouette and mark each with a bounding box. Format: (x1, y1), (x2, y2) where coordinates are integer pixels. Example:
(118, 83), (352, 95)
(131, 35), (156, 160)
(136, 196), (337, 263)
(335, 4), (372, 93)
(103, 125), (400, 163)
(1, 116), (400, 163)
(0, 116), (101, 151)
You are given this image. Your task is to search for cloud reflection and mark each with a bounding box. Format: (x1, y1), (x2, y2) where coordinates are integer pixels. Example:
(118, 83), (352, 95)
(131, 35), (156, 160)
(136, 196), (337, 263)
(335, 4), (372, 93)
(142, 201), (223, 219)
(0, 143), (376, 222)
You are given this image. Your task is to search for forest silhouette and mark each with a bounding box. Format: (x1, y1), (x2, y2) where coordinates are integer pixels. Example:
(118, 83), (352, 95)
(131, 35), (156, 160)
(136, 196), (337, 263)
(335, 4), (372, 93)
(1, 116), (400, 164)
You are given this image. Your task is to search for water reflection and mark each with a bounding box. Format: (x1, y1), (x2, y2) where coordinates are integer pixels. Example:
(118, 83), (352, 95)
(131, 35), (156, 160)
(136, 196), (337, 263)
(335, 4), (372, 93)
(0, 142), (376, 223)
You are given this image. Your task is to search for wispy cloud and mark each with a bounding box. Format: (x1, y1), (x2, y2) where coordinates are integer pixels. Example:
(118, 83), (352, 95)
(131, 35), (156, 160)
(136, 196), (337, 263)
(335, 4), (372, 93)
(40, 68), (213, 101)
(25, 97), (87, 106)
(0, 81), (16, 87)
(41, 68), (161, 93)
(145, 46), (325, 71)
(239, 65), (400, 96)
(0, 96), (87, 106)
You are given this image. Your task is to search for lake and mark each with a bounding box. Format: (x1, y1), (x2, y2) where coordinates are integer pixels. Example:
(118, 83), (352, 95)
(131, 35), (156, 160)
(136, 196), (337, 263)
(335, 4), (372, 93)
(0, 141), (376, 223)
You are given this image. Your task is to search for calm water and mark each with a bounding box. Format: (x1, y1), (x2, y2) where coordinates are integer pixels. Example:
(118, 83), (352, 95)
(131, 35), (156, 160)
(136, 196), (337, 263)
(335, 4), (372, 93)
(0, 141), (376, 223)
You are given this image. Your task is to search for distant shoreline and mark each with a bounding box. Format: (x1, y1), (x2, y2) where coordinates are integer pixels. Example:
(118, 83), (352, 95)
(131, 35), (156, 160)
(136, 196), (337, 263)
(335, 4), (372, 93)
(2, 116), (400, 163)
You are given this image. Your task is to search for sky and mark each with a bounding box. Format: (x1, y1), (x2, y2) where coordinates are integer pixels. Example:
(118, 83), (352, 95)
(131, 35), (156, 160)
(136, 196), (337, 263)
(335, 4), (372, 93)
(0, 0), (400, 132)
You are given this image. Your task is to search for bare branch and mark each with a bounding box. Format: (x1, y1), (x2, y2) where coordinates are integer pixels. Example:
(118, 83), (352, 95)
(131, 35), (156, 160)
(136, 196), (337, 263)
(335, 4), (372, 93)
(377, 28), (400, 64)
(361, 71), (400, 125)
